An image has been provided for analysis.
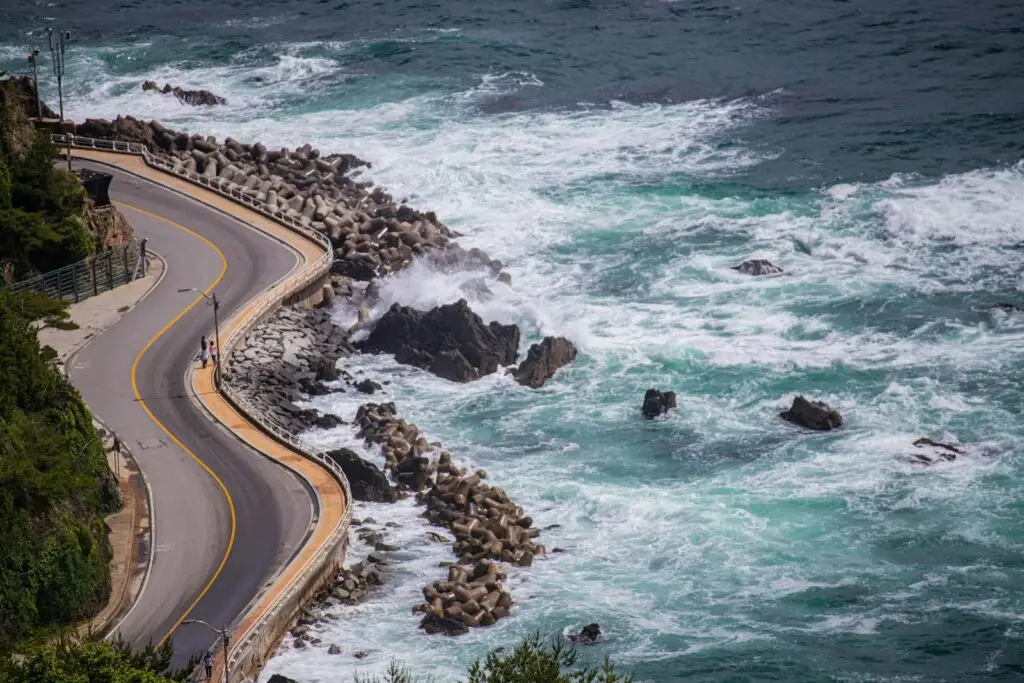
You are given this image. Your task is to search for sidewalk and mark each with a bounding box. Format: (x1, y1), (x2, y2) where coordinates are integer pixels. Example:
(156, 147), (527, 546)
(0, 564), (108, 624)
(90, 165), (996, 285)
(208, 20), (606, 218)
(38, 253), (165, 367)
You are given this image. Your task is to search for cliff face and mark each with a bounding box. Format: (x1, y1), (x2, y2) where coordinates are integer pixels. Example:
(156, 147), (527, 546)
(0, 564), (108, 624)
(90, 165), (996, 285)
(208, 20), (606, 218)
(0, 79), (37, 158)
(84, 204), (135, 248)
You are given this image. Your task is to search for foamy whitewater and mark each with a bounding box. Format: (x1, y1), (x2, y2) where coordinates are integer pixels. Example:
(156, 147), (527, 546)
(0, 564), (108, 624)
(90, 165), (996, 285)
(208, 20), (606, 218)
(4, 4), (1024, 678)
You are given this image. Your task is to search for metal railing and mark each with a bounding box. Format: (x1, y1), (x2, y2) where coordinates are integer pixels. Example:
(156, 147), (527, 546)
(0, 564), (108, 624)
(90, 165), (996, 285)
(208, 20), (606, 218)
(54, 133), (351, 682)
(8, 238), (140, 302)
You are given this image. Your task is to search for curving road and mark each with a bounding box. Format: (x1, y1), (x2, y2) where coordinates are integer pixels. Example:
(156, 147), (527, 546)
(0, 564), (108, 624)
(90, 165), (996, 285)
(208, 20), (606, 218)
(68, 161), (316, 667)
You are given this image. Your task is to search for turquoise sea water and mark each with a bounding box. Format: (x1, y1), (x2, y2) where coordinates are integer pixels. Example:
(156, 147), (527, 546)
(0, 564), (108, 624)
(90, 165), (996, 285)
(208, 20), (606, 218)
(3, 1), (1024, 679)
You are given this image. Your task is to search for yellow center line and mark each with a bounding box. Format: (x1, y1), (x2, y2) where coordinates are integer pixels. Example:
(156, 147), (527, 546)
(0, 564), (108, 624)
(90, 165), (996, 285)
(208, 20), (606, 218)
(116, 199), (237, 647)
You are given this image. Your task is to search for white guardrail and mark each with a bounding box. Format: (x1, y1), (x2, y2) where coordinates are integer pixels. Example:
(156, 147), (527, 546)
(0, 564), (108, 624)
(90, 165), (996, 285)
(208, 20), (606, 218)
(54, 134), (353, 681)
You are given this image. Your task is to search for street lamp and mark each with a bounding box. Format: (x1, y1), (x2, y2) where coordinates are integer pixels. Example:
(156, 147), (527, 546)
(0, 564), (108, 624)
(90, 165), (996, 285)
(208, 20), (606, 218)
(178, 288), (222, 386)
(27, 48), (41, 121)
(47, 27), (72, 171)
(181, 619), (231, 683)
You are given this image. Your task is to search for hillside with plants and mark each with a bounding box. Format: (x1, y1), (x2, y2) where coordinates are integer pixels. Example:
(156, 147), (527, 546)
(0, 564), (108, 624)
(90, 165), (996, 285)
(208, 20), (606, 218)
(0, 77), (94, 282)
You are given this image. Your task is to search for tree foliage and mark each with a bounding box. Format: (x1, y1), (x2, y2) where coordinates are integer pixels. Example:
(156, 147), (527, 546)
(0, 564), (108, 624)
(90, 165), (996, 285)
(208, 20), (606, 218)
(0, 289), (115, 652)
(0, 79), (92, 280)
(0, 638), (191, 683)
(354, 634), (634, 683)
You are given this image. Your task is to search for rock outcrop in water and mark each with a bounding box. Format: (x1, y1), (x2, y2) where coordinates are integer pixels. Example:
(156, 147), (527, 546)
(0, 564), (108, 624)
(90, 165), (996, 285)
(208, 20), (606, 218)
(642, 389), (677, 418)
(142, 80), (226, 106)
(780, 396), (843, 431)
(907, 437), (965, 465)
(324, 448), (396, 503)
(569, 623), (602, 644)
(512, 336), (578, 388)
(360, 300), (521, 382)
(994, 302), (1022, 313)
(733, 259), (783, 276)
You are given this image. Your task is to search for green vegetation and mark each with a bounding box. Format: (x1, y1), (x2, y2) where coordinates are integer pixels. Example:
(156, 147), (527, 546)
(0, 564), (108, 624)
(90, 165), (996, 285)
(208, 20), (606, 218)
(0, 638), (191, 682)
(1, 78), (92, 281)
(353, 634), (634, 683)
(0, 290), (119, 652)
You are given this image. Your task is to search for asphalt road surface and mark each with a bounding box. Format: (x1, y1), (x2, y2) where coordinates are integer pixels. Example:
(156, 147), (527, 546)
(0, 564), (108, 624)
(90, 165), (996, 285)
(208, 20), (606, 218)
(68, 161), (316, 667)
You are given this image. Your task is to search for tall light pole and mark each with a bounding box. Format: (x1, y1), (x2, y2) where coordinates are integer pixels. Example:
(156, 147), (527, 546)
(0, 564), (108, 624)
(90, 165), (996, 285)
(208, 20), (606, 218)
(182, 619), (230, 683)
(47, 28), (72, 171)
(178, 288), (222, 386)
(27, 48), (41, 121)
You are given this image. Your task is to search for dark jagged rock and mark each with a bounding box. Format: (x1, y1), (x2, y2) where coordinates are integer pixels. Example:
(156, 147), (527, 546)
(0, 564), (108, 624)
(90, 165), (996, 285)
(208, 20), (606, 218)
(569, 623), (602, 644)
(355, 378), (382, 394)
(642, 389), (677, 418)
(268, 676), (299, 683)
(76, 115), (152, 146)
(512, 336), (578, 388)
(994, 302), (1022, 313)
(360, 299), (520, 382)
(733, 259), (783, 276)
(908, 437), (964, 464)
(324, 448), (396, 503)
(314, 413), (345, 430)
(419, 613), (470, 637)
(314, 357), (340, 382)
(780, 396), (842, 431)
(142, 80), (226, 106)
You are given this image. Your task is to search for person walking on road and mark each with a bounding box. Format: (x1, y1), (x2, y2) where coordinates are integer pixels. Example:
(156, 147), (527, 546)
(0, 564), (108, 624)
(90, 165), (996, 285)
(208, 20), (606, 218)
(203, 650), (214, 680)
(200, 336), (208, 368)
(209, 340), (218, 365)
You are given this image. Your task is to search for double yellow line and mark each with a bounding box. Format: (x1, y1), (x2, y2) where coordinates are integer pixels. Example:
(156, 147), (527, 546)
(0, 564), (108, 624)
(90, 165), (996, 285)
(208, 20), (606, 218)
(118, 200), (237, 646)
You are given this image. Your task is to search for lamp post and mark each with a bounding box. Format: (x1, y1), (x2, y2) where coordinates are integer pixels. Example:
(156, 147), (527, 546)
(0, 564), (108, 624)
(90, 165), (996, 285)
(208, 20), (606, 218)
(27, 48), (41, 121)
(47, 28), (72, 171)
(181, 619), (230, 683)
(178, 288), (222, 386)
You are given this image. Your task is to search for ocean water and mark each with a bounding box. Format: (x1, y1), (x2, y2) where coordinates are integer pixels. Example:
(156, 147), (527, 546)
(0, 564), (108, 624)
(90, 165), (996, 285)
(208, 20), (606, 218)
(4, 1), (1024, 680)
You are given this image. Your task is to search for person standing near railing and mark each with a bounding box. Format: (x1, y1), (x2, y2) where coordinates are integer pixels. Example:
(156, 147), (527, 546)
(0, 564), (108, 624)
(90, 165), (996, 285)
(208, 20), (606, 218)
(200, 336), (208, 368)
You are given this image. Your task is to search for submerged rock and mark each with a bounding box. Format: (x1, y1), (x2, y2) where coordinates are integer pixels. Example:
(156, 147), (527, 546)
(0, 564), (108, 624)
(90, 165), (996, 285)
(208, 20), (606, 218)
(569, 623), (602, 644)
(142, 80), (226, 106)
(419, 613), (469, 637)
(324, 448), (396, 503)
(907, 437), (964, 464)
(641, 389), (677, 418)
(780, 396), (842, 431)
(733, 259), (783, 276)
(994, 302), (1022, 313)
(360, 299), (520, 382)
(512, 336), (578, 388)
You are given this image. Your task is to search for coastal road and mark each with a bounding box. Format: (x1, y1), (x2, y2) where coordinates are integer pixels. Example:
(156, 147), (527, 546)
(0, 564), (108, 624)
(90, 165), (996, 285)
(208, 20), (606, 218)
(68, 160), (316, 667)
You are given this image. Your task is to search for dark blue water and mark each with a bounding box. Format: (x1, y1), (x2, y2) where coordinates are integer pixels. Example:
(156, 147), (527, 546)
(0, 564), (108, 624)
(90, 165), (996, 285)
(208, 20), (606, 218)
(4, 2), (1024, 681)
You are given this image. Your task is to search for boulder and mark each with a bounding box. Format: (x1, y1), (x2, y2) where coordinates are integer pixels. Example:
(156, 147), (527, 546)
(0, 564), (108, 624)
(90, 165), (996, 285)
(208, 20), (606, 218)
(324, 448), (396, 503)
(994, 302), (1021, 313)
(360, 299), (520, 382)
(908, 437), (964, 464)
(419, 613), (469, 637)
(268, 676), (299, 683)
(641, 389), (677, 418)
(355, 378), (382, 394)
(313, 357), (340, 382)
(314, 413), (345, 430)
(780, 396), (842, 431)
(568, 623), (602, 644)
(733, 259), (783, 276)
(512, 336), (578, 388)
(142, 81), (226, 106)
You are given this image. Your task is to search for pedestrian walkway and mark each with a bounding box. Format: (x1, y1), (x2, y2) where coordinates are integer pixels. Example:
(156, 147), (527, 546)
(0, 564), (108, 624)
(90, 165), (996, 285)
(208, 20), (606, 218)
(38, 253), (164, 368)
